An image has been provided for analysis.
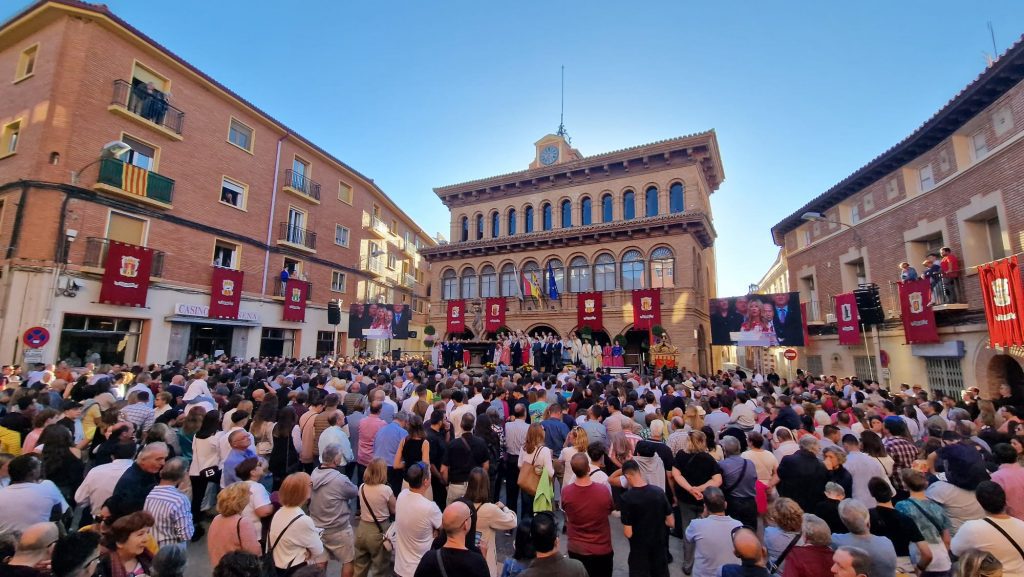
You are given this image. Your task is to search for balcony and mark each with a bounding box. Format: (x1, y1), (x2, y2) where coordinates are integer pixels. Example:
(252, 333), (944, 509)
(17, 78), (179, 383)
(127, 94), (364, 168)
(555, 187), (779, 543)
(363, 212), (391, 238)
(82, 237), (165, 278)
(804, 300), (832, 325)
(108, 79), (185, 140)
(272, 277), (312, 300)
(403, 240), (418, 257)
(402, 274), (416, 289)
(94, 157), (174, 208)
(283, 169), (321, 203)
(277, 223), (317, 253)
(887, 278), (968, 317)
(362, 257), (385, 277)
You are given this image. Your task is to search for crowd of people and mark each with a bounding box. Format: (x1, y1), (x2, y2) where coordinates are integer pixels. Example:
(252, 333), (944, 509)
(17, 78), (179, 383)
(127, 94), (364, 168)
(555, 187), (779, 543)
(0, 355), (1021, 577)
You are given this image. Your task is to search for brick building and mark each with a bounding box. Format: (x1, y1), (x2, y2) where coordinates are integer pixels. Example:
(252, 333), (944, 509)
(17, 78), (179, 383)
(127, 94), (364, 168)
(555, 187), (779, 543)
(420, 131), (724, 373)
(769, 37), (1024, 397)
(0, 0), (434, 366)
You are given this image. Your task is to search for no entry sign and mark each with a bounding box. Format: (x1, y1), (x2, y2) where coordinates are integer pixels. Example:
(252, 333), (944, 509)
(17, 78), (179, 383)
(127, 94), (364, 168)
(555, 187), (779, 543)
(783, 348), (798, 361)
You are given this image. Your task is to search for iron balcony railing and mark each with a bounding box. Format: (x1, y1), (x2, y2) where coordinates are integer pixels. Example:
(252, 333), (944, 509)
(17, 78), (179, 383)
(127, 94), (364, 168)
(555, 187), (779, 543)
(284, 169), (321, 201)
(273, 277), (312, 299)
(82, 237), (165, 277)
(403, 274), (416, 289)
(96, 157), (174, 205)
(279, 223), (317, 250)
(111, 79), (185, 135)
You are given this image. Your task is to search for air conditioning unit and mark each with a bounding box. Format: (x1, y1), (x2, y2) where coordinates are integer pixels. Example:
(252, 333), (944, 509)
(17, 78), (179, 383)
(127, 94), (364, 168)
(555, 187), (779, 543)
(825, 313), (837, 323)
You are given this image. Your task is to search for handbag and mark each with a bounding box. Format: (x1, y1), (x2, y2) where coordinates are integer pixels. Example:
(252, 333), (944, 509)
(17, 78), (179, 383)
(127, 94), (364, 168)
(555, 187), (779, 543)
(261, 514), (302, 577)
(517, 448), (542, 496)
(361, 487), (394, 552)
(200, 466), (219, 480)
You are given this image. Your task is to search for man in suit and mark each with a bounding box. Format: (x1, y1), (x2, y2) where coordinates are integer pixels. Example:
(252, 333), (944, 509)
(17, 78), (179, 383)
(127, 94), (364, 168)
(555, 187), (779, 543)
(710, 298), (738, 344)
(511, 338), (522, 369)
(454, 340), (465, 368)
(390, 304), (408, 339)
(532, 338), (543, 371)
(552, 336), (563, 372)
(348, 304), (366, 339)
(772, 293), (802, 346)
(442, 340), (452, 370)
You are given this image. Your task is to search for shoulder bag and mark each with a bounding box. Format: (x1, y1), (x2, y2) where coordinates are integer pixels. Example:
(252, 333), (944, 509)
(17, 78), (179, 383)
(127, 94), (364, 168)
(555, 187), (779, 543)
(767, 532), (801, 574)
(261, 514), (302, 577)
(722, 460), (750, 497)
(360, 486), (394, 552)
(517, 447), (542, 496)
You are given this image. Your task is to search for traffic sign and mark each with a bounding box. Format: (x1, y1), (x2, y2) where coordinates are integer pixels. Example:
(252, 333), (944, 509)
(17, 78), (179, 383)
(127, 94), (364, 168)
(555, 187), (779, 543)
(783, 348), (798, 361)
(23, 327), (50, 349)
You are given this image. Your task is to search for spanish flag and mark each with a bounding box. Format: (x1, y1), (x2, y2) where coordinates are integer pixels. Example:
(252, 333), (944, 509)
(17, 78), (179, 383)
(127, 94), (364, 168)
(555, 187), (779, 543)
(523, 271), (541, 300)
(122, 162), (149, 197)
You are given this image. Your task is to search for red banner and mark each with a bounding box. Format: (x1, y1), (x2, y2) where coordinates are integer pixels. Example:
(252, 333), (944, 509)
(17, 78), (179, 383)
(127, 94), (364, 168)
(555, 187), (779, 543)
(834, 293), (861, 346)
(209, 267), (243, 320)
(447, 300), (465, 334)
(979, 256), (1024, 348)
(578, 292), (603, 330)
(632, 288), (661, 330)
(99, 241), (153, 308)
(485, 297), (505, 332)
(899, 278), (939, 344)
(282, 279), (307, 322)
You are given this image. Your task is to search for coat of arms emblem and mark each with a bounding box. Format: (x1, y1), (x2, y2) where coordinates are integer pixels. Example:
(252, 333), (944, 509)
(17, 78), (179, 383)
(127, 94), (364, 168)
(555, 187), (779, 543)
(119, 256), (140, 278)
(290, 287), (302, 302)
(584, 299), (595, 313)
(992, 278), (1012, 307)
(640, 296), (652, 311)
(222, 280), (234, 297)
(840, 303), (852, 322)
(451, 306), (461, 318)
(908, 291), (924, 314)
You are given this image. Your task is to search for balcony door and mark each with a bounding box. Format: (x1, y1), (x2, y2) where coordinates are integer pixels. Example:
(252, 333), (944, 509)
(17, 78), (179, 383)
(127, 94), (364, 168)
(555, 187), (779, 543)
(120, 136), (156, 171)
(287, 208), (305, 244)
(292, 158), (309, 189)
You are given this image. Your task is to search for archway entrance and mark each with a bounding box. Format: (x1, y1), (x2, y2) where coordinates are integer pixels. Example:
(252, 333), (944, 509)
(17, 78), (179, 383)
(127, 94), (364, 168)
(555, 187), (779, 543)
(988, 354), (1024, 398)
(621, 328), (651, 370)
(526, 324), (559, 338)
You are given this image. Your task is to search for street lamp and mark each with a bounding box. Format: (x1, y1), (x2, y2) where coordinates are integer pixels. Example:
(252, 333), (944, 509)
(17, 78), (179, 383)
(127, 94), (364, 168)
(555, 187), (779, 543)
(71, 140), (133, 184)
(800, 211), (861, 245)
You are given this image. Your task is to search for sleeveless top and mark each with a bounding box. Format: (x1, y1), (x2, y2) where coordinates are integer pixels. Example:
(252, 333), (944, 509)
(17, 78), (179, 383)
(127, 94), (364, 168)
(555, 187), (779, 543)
(401, 438), (426, 467)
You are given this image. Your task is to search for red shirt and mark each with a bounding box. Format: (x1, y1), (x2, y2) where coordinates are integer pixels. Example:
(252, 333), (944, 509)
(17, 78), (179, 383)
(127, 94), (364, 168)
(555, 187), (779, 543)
(941, 253), (960, 277)
(783, 544), (835, 577)
(561, 482), (614, 555)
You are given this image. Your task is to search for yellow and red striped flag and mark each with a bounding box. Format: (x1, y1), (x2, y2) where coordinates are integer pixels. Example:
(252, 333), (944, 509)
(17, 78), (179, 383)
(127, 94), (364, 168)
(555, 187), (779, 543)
(122, 163), (149, 197)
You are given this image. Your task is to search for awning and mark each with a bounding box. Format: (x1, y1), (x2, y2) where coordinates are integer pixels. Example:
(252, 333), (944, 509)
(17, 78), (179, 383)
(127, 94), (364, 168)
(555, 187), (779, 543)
(164, 315), (261, 327)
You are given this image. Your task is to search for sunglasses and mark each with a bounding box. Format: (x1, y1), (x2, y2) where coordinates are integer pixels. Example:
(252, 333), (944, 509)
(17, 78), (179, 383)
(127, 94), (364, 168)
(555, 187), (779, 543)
(94, 515), (112, 525)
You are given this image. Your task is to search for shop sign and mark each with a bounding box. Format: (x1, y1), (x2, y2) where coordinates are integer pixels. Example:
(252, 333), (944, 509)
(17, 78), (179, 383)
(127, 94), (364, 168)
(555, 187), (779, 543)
(174, 303), (259, 322)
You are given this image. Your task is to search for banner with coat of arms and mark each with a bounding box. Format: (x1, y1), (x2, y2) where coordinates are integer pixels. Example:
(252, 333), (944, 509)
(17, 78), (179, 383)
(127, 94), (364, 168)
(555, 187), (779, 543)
(209, 266), (244, 320)
(282, 279), (307, 322)
(484, 297), (505, 332)
(447, 299), (466, 334)
(631, 288), (661, 330)
(898, 278), (939, 344)
(979, 256), (1024, 348)
(99, 241), (153, 307)
(577, 292), (603, 330)
(834, 292), (861, 346)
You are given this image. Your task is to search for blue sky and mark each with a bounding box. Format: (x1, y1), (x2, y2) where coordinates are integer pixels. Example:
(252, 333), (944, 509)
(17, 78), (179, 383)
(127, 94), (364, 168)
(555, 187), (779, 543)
(9, 1), (1024, 295)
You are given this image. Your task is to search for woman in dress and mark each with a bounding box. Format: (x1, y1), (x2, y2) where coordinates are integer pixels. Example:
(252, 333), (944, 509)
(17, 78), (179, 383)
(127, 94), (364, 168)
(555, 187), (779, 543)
(269, 407), (301, 490)
(394, 415), (430, 496)
(590, 341), (603, 371)
(611, 341), (624, 367)
(602, 342), (613, 367)
(500, 337), (512, 366)
(578, 339), (592, 370)
(188, 410), (223, 522)
(519, 335), (530, 367)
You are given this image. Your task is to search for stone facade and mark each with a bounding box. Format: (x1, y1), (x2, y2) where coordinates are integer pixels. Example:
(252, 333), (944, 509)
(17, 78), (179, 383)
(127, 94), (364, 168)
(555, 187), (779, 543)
(422, 132), (725, 374)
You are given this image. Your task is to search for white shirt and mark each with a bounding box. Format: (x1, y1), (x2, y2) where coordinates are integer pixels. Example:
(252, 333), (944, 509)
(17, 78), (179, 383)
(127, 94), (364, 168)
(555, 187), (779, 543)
(242, 480), (272, 528)
(468, 394), (485, 409)
(188, 433), (224, 476)
(450, 403), (475, 437)
(843, 451), (888, 508)
(393, 490), (442, 577)
(74, 458), (133, 509)
(951, 516), (1024, 577)
(268, 507), (323, 570)
(183, 379), (211, 401)
(773, 440), (800, 462)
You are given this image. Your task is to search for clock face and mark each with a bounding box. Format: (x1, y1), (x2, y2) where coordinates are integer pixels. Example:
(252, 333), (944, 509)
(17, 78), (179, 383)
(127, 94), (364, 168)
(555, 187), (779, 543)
(540, 145), (559, 166)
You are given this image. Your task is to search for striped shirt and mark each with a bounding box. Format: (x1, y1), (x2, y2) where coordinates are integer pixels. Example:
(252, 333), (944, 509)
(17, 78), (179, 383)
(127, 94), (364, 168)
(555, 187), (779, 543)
(120, 402), (155, 435)
(144, 485), (193, 545)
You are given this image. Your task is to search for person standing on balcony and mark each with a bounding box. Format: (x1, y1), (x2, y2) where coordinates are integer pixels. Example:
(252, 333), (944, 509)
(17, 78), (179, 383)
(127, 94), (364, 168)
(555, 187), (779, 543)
(922, 254), (943, 304)
(899, 262), (919, 281)
(940, 246), (960, 303)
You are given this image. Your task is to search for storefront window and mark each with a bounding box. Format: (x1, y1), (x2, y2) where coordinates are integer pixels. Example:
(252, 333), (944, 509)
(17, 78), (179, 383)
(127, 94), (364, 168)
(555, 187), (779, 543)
(58, 314), (142, 367)
(260, 327), (295, 358)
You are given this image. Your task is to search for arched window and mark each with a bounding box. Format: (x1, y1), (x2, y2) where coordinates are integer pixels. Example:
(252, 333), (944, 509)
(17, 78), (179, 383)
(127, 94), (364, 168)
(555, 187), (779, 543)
(500, 264), (517, 297)
(460, 267), (478, 298)
(547, 259), (565, 295)
(621, 250), (645, 290)
(623, 190), (635, 220)
(507, 209), (517, 236)
(601, 194), (613, 222)
(569, 256), (591, 292)
(670, 182), (684, 213)
(594, 253), (616, 291)
(542, 203), (553, 231)
(442, 269), (458, 299)
(580, 197), (592, 226)
(475, 215), (484, 240)
(480, 265), (497, 297)
(645, 186), (658, 217)
(651, 247), (674, 288)
(561, 200), (572, 228)
(460, 217), (469, 242)
(490, 212), (500, 238)
(524, 206), (534, 233)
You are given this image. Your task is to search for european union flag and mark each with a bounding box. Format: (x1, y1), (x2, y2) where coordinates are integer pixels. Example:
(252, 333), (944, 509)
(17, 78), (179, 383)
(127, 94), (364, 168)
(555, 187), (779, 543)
(547, 261), (559, 300)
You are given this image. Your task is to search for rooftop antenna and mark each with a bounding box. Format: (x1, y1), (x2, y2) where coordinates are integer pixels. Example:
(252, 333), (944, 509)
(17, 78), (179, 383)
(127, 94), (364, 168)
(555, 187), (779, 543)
(556, 65), (571, 143)
(984, 21), (998, 67)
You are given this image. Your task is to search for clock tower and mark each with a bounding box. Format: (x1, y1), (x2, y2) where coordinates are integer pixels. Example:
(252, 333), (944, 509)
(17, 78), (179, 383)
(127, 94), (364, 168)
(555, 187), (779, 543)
(529, 134), (582, 170)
